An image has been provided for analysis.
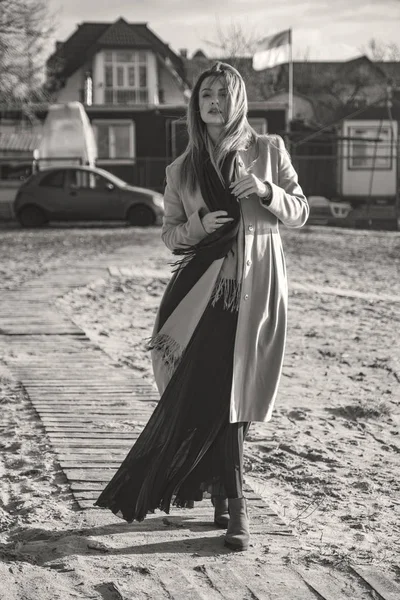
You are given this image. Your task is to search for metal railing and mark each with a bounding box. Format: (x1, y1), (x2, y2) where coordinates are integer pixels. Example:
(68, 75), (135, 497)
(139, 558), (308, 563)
(104, 89), (149, 105)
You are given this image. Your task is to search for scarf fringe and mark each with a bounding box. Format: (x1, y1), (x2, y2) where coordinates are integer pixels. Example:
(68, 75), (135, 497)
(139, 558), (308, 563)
(145, 333), (184, 376)
(169, 255), (193, 273)
(210, 277), (241, 312)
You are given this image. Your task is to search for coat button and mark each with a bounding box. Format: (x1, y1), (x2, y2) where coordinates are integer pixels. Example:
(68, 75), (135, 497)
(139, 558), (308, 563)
(248, 225), (254, 232)
(246, 260), (251, 266)
(244, 294), (249, 300)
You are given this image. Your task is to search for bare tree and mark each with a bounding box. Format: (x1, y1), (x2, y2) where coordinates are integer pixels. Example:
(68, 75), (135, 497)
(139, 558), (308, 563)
(203, 19), (280, 101)
(204, 18), (259, 59)
(0, 0), (56, 109)
(364, 38), (400, 61)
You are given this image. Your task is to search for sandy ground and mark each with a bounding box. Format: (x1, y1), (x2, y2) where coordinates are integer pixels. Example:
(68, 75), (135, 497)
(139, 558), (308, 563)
(0, 224), (399, 597)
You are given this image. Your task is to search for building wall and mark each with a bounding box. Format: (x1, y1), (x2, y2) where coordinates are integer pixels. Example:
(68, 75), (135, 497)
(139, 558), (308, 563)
(158, 66), (185, 104)
(85, 105), (286, 190)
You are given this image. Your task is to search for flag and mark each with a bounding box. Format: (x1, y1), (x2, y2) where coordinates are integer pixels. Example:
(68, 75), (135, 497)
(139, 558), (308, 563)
(252, 29), (291, 71)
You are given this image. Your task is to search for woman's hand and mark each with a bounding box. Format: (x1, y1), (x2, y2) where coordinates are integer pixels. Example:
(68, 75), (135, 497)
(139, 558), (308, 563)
(202, 210), (234, 234)
(230, 174), (269, 200)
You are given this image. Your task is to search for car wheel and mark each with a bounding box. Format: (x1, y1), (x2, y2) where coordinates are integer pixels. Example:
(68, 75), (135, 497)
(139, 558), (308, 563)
(17, 205), (47, 228)
(127, 204), (156, 227)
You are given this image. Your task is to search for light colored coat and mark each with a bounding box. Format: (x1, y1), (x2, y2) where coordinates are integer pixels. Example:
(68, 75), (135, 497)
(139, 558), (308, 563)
(160, 134), (309, 422)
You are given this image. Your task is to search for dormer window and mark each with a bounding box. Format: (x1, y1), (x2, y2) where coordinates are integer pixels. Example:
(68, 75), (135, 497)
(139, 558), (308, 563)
(104, 50), (149, 104)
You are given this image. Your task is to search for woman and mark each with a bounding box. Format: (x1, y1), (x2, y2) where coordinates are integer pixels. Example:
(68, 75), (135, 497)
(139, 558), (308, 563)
(95, 62), (309, 551)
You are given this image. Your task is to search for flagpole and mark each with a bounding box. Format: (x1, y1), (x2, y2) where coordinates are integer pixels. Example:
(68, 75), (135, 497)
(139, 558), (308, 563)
(288, 28), (293, 125)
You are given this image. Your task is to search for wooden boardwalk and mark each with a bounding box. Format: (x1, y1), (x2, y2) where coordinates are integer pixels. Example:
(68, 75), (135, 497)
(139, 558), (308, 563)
(0, 247), (398, 599)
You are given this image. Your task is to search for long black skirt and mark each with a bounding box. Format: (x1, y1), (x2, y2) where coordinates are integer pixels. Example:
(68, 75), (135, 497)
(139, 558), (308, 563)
(94, 296), (246, 523)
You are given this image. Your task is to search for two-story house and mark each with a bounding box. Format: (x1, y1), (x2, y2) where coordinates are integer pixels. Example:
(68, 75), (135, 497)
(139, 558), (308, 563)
(46, 18), (287, 190)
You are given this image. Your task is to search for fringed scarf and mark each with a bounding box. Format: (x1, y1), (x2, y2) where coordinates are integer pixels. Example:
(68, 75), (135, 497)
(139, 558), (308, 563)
(147, 150), (243, 381)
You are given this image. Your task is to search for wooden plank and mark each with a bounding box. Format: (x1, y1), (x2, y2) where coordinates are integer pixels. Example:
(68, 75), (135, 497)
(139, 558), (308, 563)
(23, 379), (139, 384)
(255, 566), (320, 600)
(60, 462), (122, 469)
(45, 428), (138, 434)
(39, 419), (143, 425)
(25, 385), (135, 390)
(158, 567), (206, 600)
(230, 565), (277, 599)
(63, 469), (117, 481)
(22, 377), (130, 381)
(32, 396), (144, 401)
(39, 415), (149, 421)
(29, 394), (149, 400)
(41, 426), (138, 431)
(73, 491), (103, 500)
(295, 566), (353, 599)
(39, 418), (147, 425)
(36, 409), (145, 414)
(34, 403), (150, 408)
(47, 432), (136, 439)
(57, 450), (125, 458)
(59, 456), (124, 463)
(34, 413), (149, 419)
(351, 566), (400, 600)
(203, 565), (255, 600)
(29, 394), (150, 399)
(70, 482), (108, 491)
(45, 440), (134, 447)
(32, 403), (149, 407)
(78, 500), (107, 509)
(32, 407), (154, 412)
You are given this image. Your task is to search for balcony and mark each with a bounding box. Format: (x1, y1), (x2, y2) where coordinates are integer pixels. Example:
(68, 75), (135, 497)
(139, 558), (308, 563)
(104, 88), (149, 105)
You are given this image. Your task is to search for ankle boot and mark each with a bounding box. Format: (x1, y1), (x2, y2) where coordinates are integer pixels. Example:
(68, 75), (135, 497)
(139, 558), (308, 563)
(211, 496), (229, 528)
(224, 497), (250, 551)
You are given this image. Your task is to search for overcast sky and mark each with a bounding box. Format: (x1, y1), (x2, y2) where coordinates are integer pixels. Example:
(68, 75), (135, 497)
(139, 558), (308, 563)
(47, 0), (400, 61)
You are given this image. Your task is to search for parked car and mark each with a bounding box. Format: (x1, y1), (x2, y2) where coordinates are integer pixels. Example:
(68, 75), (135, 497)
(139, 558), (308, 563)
(13, 166), (164, 227)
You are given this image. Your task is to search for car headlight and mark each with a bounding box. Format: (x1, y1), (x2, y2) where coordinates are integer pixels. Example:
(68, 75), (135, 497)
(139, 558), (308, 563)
(152, 193), (164, 209)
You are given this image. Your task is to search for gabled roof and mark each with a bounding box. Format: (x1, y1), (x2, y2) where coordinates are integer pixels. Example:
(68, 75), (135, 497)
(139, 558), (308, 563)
(96, 19), (151, 47)
(185, 54), (398, 87)
(278, 55), (389, 82)
(0, 131), (42, 153)
(184, 54), (399, 107)
(47, 18), (185, 81)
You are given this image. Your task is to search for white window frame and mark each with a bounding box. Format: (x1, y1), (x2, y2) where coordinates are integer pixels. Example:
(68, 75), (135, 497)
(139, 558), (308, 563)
(92, 119), (136, 164)
(348, 124), (393, 171)
(103, 50), (149, 105)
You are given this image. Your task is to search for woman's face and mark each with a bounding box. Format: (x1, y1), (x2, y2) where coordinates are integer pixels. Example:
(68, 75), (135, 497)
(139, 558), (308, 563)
(198, 76), (228, 126)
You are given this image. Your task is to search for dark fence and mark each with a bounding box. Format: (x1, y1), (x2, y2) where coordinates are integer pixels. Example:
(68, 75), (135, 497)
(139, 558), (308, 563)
(0, 152), (399, 228)
(101, 157), (170, 192)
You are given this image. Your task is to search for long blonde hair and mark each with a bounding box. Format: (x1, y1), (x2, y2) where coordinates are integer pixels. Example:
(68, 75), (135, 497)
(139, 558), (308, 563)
(180, 62), (258, 192)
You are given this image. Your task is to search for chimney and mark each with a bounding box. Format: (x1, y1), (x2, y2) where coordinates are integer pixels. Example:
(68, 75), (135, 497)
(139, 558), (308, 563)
(179, 48), (188, 59)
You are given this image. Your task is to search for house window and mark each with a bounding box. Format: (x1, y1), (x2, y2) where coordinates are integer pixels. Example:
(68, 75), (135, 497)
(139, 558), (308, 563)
(103, 50), (149, 105)
(348, 125), (393, 170)
(248, 118), (268, 135)
(92, 120), (136, 162)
